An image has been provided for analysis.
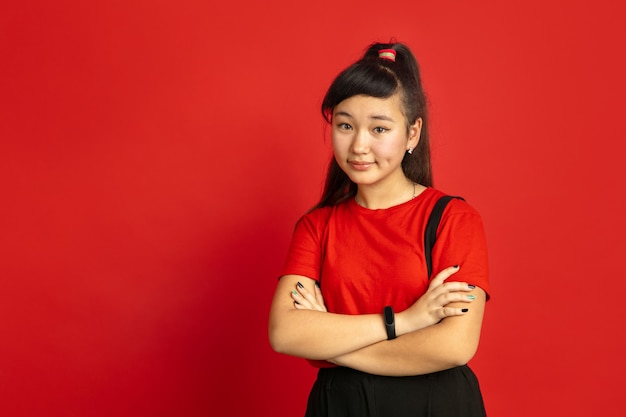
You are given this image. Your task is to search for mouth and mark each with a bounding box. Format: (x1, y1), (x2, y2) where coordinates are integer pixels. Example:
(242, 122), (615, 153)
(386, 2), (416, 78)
(348, 160), (375, 170)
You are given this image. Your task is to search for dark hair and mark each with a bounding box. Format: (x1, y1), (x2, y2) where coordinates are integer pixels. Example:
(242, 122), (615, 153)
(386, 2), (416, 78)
(313, 42), (432, 209)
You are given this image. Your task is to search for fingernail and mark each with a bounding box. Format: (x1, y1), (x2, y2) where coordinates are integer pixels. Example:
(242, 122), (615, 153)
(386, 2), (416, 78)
(468, 284), (475, 289)
(294, 300), (300, 305)
(315, 281), (320, 288)
(462, 308), (469, 313)
(297, 282), (304, 289)
(453, 265), (459, 268)
(291, 290), (299, 296)
(467, 295), (476, 300)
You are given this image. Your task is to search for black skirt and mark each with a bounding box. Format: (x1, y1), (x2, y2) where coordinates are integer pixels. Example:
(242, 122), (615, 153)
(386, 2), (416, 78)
(305, 365), (486, 417)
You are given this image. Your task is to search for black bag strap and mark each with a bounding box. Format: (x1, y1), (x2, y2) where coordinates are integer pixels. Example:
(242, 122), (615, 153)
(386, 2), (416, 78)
(424, 195), (464, 279)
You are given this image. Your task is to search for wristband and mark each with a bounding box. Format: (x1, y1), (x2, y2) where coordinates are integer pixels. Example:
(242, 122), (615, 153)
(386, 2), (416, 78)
(383, 306), (396, 340)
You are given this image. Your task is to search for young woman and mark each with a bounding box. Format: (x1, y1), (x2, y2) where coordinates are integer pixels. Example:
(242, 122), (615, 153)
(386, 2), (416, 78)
(269, 42), (490, 417)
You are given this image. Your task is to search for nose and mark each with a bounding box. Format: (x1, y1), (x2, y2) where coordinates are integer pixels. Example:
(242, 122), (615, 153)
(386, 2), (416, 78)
(351, 129), (370, 154)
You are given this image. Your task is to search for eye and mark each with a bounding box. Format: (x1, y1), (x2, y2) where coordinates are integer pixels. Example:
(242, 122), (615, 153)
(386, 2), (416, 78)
(373, 126), (388, 134)
(336, 122), (352, 130)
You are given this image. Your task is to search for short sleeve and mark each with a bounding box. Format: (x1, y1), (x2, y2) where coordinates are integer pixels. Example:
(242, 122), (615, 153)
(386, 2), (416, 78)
(279, 209), (330, 282)
(431, 200), (491, 299)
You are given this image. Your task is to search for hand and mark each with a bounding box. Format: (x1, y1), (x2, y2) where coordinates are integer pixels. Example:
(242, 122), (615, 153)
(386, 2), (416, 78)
(290, 281), (327, 312)
(397, 265), (476, 334)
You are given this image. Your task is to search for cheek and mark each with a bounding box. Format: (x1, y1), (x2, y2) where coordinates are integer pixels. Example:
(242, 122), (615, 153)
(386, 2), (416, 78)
(374, 140), (406, 160)
(330, 134), (348, 154)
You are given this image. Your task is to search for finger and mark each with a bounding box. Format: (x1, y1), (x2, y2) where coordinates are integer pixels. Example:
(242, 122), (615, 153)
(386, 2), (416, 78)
(297, 282), (321, 305)
(291, 290), (314, 309)
(428, 279), (469, 302)
(314, 282), (327, 312)
(293, 284), (325, 311)
(436, 306), (470, 320)
(436, 291), (477, 306)
(440, 281), (477, 294)
(293, 300), (314, 310)
(427, 283), (477, 307)
(428, 265), (460, 290)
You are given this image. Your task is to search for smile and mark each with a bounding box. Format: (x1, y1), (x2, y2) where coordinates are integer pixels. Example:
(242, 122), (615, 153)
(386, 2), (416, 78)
(348, 161), (375, 171)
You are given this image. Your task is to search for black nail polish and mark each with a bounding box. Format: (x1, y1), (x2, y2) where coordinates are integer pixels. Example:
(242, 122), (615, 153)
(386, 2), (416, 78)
(468, 284), (476, 289)
(297, 282), (304, 289)
(294, 300), (300, 305)
(462, 308), (469, 313)
(315, 281), (320, 288)
(453, 265), (460, 268)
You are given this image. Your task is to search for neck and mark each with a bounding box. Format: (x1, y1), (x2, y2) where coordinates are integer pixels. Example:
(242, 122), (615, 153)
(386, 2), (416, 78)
(355, 179), (424, 209)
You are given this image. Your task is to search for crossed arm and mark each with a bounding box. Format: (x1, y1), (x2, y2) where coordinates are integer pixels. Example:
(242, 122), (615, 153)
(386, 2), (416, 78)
(268, 266), (486, 377)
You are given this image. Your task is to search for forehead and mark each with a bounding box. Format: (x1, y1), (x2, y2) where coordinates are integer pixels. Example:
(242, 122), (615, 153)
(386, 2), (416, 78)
(333, 94), (404, 119)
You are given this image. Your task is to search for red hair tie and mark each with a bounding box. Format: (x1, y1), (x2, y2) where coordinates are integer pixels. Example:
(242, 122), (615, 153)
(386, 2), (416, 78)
(378, 49), (396, 62)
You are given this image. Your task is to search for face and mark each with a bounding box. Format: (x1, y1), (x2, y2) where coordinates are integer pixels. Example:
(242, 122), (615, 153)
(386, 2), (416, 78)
(331, 93), (421, 188)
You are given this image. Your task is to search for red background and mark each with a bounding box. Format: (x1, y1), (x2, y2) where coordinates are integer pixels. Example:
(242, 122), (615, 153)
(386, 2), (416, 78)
(1, 1), (624, 416)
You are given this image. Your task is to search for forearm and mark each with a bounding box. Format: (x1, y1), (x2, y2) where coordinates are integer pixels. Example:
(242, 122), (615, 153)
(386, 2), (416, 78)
(269, 272), (483, 362)
(331, 322), (475, 376)
(269, 308), (387, 359)
(331, 295), (485, 376)
(269, 275), (392, 359)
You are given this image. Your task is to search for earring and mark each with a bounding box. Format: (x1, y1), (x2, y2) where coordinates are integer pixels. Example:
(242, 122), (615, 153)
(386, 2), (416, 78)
(407, 147), (414, 155)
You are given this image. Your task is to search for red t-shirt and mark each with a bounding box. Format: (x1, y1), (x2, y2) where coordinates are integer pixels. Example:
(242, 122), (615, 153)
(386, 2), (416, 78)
(280, 187), (490, 367)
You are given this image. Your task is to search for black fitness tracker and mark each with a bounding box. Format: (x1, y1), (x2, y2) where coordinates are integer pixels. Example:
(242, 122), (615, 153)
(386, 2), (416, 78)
(383, 306), (396, 340)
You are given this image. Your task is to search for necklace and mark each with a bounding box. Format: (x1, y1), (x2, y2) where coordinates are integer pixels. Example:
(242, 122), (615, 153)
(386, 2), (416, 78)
(354, 182), (417, 207)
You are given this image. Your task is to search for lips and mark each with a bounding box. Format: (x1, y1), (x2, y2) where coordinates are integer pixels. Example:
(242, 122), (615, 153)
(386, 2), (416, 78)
(348, 160), (375, 171)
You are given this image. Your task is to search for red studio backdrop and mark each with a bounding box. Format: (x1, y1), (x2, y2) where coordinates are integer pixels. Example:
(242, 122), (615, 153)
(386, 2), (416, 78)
(1, 1), (624, 416)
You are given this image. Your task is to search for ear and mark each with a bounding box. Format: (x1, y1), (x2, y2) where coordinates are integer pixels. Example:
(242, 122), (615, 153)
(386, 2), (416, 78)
(407, 118), (422, 150)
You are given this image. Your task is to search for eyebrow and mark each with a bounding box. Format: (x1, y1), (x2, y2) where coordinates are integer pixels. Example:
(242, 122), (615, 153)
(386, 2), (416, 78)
(334, 111), (396, 122)
(371, 115), (395, 122)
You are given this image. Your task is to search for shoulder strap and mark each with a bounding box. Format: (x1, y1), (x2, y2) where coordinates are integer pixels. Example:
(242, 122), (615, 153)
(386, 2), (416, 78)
(424, 195), (464, 279)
